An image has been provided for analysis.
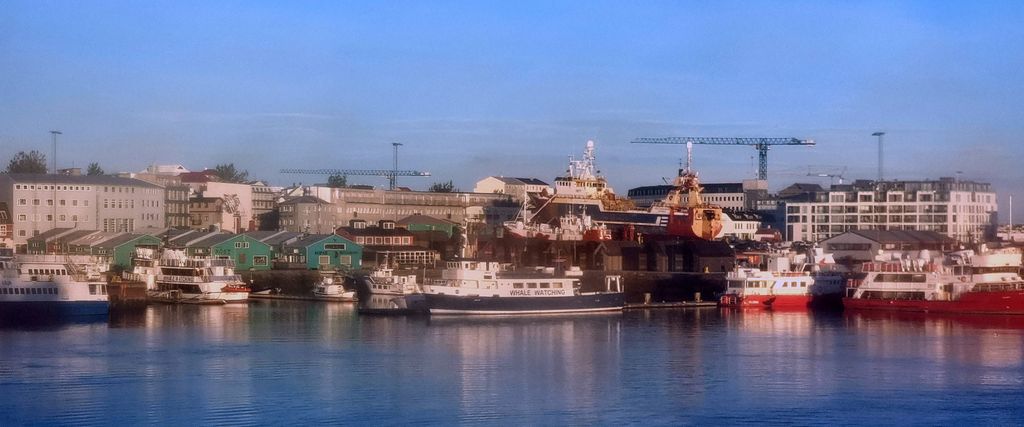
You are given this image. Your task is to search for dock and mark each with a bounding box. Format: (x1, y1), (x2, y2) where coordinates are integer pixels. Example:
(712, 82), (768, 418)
(624, 301), (718, 310)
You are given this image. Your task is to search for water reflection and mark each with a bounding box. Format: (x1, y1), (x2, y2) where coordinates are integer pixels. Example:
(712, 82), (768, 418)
(0, 304), (1022, 424)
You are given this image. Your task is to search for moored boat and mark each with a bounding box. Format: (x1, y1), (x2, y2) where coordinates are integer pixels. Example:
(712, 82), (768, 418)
(843, 247), (1024, 315)
(720, 268), (844, 310)
(420, 260), (624, 315)
(313, 273), (357, 302)
(0, 250), (109, 318)
(148, 250), (245, 304)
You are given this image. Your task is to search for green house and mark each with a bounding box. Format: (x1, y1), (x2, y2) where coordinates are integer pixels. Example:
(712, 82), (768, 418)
(94, 233), (163, 269)
(191, 233), (274, 271)
(280, 234), (362, 271)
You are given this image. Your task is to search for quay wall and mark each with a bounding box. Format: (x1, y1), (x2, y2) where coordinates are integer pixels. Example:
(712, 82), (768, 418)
(581, 270), (726, 304)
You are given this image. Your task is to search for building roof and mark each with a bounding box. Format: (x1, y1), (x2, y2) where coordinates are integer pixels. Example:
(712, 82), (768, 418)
(27, 228), (78, 242)
(513, 177), (548, 186)
(187, 233), (249, 249)
(844, 229), (955, 244)
(282, 234), (346, 250)
(178, 170), (221, 183)
(2, 173), (162, 189)
(168, 230), (226, 247)
(94, 233), (157, 249)
(69, 231), (121, 247)
(279, 195), (330, 205)
(250, 231), (304, 246)
(396, 214), (459, 227)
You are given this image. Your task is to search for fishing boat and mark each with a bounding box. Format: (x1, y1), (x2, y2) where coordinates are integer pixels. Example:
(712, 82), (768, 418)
(419, 260), (624, 315)
(0, 250), (109, 317)
(843, 247), (1024, 314)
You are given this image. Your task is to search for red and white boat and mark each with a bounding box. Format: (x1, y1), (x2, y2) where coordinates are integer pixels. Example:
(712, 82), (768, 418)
(844, 247), (1024, 315)
(720, 247), (845, 310)
(720, 268), (844, 310)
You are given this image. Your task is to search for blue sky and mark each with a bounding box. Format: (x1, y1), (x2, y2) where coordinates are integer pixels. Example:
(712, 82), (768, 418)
(2, 1), (1023, 220)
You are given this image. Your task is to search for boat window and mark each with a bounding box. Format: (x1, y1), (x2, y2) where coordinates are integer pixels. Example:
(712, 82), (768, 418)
(782, 282), (788, 287)
(101, 286), (107, 295)
(801, 282), (807, 287)
(528, 283), (538, 289)
(513, 283), (524, 289)
(88, 284), (97, 295)
(552, 283), (563, 289)
(540, 283), (550, 289)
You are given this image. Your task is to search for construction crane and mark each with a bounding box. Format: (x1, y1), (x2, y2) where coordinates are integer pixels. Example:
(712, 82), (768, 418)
(807, 167), (846, 185)
(280, 143), (430, 190)
(630, 136), (816, 180)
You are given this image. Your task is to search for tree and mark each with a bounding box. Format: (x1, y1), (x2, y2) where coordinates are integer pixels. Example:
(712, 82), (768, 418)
(6, 150), (47, 174)
(327, 174), (347, 188)
(429, 180), (458, 193)
(86, 162), (104, 176)
(212, 163), (249, 183)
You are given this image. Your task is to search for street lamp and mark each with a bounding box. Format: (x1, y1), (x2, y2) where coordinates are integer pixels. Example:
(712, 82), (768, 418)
(50, 130), (61, 230)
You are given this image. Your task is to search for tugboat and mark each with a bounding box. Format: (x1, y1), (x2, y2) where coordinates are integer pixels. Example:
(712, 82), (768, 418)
(419, 260), (624, 315)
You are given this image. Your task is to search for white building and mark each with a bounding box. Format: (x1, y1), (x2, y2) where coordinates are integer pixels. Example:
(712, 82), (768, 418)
(0, 174), (166, 247)
(785, 178), (997, 243)
(473, 177), (551, 202)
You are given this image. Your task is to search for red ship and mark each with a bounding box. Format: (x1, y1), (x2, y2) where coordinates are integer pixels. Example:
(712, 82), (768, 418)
(843, 248), (1024, 315)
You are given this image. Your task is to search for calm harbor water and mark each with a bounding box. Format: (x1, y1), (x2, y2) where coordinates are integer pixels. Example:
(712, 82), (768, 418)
(1, 302), (1023, 425)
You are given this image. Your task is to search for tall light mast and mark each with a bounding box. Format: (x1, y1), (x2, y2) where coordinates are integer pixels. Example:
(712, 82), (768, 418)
(872, 131), (885, 181)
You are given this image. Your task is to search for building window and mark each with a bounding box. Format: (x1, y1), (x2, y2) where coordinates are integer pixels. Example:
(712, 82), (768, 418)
(319, 255), (330, 266)
(18, 199), (26, 206)
(234, 242), (251, 249)
(18, 214), (26, 221)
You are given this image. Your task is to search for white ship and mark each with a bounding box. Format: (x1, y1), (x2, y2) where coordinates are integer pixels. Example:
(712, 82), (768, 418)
(148, 250), (248, 304)
(419, 260), (624, 315)
(0, 250), (109, 317)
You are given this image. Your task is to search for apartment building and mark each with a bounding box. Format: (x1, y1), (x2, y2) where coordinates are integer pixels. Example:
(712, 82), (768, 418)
(0, 174), (165, 247)
(784, 178), (997, 243)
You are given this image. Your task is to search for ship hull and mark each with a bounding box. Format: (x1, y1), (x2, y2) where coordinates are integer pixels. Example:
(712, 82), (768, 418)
(0, 300), (109, 318)
(843, 291), (1024, 314)
(424, 292), (624, 315)
(721, 294), (843, 310)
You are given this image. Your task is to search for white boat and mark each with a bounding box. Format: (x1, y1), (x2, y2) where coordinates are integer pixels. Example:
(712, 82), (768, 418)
(313, 274), (357, 302)
(0, 250), (109, 317)
(419, 260), (625, 315)
(148, 250), (247, 304)
(364, 264), (420, 296)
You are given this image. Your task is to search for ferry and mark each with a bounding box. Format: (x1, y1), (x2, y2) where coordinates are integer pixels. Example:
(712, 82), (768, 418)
(420, 260), (624, 315)
(148, 250), (248, 304)
(0, 250), (109, 317)
(843, 248), (1024, 315)
(720, 268), (844, 310)
(313, 273), (357, 302)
